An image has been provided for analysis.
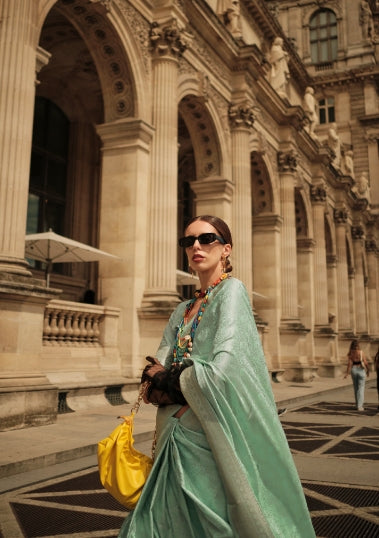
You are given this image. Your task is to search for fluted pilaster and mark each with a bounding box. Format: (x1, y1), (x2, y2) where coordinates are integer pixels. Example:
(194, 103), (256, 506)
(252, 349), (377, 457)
(278, 150), (298, 319)
(229, 103), (255, 294)
(311, 185), (329, 326)
(0, 0), (38, 274)
(334, 208), (351, 331)
(365, 239), (378, 335)
(142, 20), (190, 308)
(352, 226), (367, 334)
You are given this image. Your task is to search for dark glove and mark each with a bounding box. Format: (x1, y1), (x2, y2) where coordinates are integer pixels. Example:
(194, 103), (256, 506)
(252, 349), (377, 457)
(141, 357), (193, 407)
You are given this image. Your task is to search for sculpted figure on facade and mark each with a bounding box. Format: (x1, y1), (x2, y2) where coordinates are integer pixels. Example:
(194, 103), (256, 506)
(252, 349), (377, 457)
(360, 0), (375, 40)
(268, 37), (290, 99)
(303, 87), (318, 139)
(342, 149), (355, 178)
(327, 122), (342, 169)
(353, 172), (371, 203)
(218, 0), (242, 37)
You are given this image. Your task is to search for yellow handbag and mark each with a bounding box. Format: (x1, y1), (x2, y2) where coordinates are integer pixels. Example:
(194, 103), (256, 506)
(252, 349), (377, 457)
(97, 384), (153, 510)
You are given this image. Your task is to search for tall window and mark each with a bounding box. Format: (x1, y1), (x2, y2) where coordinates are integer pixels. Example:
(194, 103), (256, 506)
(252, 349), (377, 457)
(310, 9), (337, 64)
(318, 97), (335, 124)
(27, 97), (69, 235)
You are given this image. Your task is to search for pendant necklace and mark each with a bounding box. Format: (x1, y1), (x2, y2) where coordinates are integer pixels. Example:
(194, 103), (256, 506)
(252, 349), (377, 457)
(172, 273), (228, 364)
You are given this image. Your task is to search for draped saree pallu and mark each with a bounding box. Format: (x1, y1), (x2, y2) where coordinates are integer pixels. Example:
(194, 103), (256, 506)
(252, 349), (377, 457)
(119, 277), (315, 538)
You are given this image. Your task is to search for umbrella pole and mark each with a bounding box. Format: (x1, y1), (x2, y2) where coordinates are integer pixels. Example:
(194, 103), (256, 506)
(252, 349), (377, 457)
(45, 262), (52, 287)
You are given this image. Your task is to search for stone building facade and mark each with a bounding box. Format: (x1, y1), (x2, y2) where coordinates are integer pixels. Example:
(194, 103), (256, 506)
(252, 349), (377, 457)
(0, 0), (378, 429)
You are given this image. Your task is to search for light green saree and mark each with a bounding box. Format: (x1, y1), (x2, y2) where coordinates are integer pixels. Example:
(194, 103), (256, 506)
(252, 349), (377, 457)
(119, 278), (315, 537)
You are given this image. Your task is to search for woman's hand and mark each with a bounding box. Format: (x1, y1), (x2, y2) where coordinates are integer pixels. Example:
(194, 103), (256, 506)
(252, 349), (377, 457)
(142, 356), (166, 380)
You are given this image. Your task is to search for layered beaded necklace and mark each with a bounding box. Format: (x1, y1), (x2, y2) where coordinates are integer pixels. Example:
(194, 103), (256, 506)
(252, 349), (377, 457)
(172, 272), (228, 364)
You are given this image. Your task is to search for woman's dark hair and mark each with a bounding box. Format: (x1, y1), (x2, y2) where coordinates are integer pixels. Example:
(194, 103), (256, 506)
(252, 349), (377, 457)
(185, 215), (233, 273)
(348, 339), (360, 354)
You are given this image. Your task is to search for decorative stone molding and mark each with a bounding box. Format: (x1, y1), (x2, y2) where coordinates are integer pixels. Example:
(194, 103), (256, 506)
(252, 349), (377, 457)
(310, 184), (327, 203)
(333, 207), (349, 223)
(89, 0), (113, 11)
(351, 225), (365, 241)
(228, 102), (255, 129)
(277, 149), (298, 172)
(56, 0), (135, 119)
(114, 0), (151, 73)
(150, 20), (192, 58)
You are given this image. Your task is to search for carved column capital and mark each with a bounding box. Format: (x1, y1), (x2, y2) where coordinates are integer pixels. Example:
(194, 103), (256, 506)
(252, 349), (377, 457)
(150, 20), (192, 59)
(228, 102), (255, 129)
(351, 225), (365, 241)
(365, 239), (377, 252)
(277, 149), (298, 173)
(310, 184), (327, 203)
(334, 207), (349, 224)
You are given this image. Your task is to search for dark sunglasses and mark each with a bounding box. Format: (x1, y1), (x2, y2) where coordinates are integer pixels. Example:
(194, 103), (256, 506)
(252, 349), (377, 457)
(178, 233), (226, 248)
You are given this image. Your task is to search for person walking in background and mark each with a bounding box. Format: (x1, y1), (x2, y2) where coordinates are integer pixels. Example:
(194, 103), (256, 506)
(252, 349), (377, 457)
(344, 339), (370, 411)
(119, 215), (315, 538)
(375, 346), (379, 411)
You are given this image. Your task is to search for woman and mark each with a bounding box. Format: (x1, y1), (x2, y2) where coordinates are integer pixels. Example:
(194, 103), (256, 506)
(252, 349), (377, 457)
(374, 345), (379, 411)
(119, 215), (315, 537)
(344, 339), (370, 411)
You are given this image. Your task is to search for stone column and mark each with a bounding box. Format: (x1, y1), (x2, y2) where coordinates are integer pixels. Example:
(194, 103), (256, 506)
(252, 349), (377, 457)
(191, 177), (234, 224)
(310, 185), (329, 326)
(334, 208), (351, 331)
(365, 239), (378, 336)
(0, 0), (38, 275)
(229, 103), (255, 295)
(352, 225), (367, 334)
(278, 149), (299, 321)
(141, 19), (190, 312)
(96, 119), (154, 376)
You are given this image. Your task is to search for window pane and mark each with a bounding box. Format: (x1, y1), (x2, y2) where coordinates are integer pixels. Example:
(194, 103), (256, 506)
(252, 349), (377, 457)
(47, 160), (67, 197)
(320, 41), (328, 62)
(29, 152), (45, 190)
(319, 109), (326, 124)
(319, 11), (327, 25)
(26, 194), (40, 234)
(328, 108), (335, 123)
(47, 104), (69, 157)
(43, 199), (65, 234)
(320, 27), (328, 39)
(311, 43), (319, 63)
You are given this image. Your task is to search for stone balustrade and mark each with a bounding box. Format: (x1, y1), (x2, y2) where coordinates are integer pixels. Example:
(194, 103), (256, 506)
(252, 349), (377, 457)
(43, 300), (116, 347)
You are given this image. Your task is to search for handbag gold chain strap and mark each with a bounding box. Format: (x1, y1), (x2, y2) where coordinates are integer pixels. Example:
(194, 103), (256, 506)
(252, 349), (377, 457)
(118, 381), (156, 459)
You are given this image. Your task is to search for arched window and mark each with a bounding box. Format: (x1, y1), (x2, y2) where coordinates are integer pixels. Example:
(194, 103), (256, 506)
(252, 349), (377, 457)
(310, 9), (337, 64)
(27, 97), (69, 236)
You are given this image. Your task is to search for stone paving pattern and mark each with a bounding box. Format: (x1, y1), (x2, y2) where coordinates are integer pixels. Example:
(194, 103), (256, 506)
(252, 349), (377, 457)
(0, 380), (378, 537)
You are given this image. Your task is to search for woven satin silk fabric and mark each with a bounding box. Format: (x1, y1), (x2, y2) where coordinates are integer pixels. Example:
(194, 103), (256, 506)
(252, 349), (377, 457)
(119, 278), (315, 538)
(98, 414), (153, 510)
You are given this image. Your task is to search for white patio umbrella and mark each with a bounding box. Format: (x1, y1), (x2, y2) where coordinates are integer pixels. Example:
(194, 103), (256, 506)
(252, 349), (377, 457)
(25, 229), (119, 287)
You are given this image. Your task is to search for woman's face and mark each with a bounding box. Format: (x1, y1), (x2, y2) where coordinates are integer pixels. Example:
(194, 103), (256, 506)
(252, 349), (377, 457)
(184, 220), (231, 276)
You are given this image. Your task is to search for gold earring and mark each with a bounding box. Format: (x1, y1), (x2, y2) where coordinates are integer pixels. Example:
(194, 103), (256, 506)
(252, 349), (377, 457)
(221, 256), (226, 272)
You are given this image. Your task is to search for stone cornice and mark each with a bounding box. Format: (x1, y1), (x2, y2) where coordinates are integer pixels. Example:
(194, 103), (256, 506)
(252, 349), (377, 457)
(312, 64), (379, 88)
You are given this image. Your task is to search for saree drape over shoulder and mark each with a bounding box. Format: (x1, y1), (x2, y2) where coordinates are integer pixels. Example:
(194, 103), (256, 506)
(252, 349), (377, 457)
(119, 278), (315, 538)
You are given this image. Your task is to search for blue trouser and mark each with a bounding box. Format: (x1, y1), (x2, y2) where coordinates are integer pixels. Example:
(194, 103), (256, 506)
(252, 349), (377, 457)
(351, 365), (366, 409)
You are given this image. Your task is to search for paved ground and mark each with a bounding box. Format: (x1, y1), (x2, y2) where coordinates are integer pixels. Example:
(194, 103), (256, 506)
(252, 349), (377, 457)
(0, 377), (378, 537)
